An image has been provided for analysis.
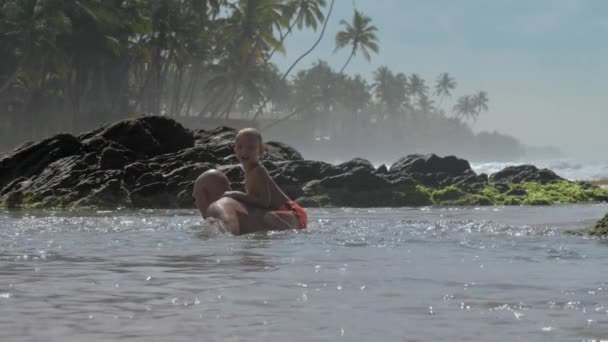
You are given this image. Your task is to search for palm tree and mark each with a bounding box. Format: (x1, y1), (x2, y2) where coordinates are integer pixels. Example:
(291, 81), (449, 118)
(278, 0), (334, 81)
(206, 0), (287, 117)
(372, 66), (406, 118)
(334, 9), (379, 74)
(338, 74), (370, 117)
(287, 0), (327, 31)
(434, 72), (457, 106)
(372, 66), (393, 111)
(407, 74), (428, 103)
(417, 93), (435, 114)
(252, 0), (335, 121)
(0, 0), (76, 94)
(265, 0), (326, 62)
(453, 95), (478, 122)
(262, 59), (336, 132)
(471, 91), (489, 115)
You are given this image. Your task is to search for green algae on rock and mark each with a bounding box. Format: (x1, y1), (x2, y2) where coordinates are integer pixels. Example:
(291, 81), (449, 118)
(588, 214), (608, 237)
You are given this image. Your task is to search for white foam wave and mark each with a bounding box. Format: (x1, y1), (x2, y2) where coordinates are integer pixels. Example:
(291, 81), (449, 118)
(470, 159), (608, 181)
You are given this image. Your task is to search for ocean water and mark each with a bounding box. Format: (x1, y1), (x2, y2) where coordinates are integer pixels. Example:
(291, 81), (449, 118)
(470, 160), (608, 182)
(1, 205), (608, 341)
(349, 157), (608, 183)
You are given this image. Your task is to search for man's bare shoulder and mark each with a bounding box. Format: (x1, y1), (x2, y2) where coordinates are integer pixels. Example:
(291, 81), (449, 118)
(206, 197), (271, 235)
(209, 197), (247, 213)
(206, 197), (248, 235)
(206, 201), (222, 218)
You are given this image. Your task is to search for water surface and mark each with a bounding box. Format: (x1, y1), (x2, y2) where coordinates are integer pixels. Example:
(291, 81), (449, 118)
(1, 205), (607, 341)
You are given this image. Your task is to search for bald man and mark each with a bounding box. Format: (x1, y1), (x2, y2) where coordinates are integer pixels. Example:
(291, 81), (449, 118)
(192, 169), (298, 235)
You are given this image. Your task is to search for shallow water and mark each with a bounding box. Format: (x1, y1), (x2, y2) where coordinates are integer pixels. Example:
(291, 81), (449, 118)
(1, 205), (608, 341)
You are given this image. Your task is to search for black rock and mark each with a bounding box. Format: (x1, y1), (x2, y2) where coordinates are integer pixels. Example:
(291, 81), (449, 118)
(388, 154), (475, 188)
(335, 158), (375, 174)
(0, 116), (590, 210)
(134, 172), (165, 189)
(589, 214), (608, 236)
(300, 166), (430, 208)
(306, 166), (392, 192)
(490, 165), (564, 185)
(73, 170), (125, 197)
(99, 147), (131, 170)
(194, 126), (236, 159)
(390, 154), (472, 176)
(164, 163), (213, 184)
(72, 179), (130, 209)
(277, 160), (335, 184)
(452, 173), (489, 193)
(0, 134), (82, 191)
(130, 182), (175, 208)
(85, 116), (193, 158)
(218, 164), (244, 184)
(124, 162), (150, 186)
(264, 141), (304, 162)
(375, 164), (389, 175)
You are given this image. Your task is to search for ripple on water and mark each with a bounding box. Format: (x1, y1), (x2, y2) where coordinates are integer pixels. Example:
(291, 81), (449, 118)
(0, 206), (607, 341)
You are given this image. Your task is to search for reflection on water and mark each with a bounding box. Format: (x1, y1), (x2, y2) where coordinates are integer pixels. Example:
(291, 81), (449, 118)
(0, 205), (607, 341)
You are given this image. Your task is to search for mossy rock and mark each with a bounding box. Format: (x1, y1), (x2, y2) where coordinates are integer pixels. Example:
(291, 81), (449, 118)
(522, 195), (553, 206)
(34, 195), (74, 209)
(459, 194), (494, 206)
(518, 181), (608, 204)
(505, 185), (527, 197)
(478, 186), (508, 204)
(588, 214), (608, 237)
(479, 186), (501, 199)
(394, 186), (433, 207)
(500, 196), (523, 205)
(2, 191), (40, 209)
(296, 194), (333, 208)
(584, 187), (608, 202)
(414, 185), (433, 205)
(566, 214), (608, 237)
(483, 181), (608, 206)
(431, 186), (468, 204)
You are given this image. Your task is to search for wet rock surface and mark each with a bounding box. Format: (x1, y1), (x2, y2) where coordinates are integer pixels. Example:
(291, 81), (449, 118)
(589, 214), (608, 237)
(0, 116), (606, 209)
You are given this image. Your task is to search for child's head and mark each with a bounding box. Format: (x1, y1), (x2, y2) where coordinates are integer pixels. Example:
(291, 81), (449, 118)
(234, 128), (264, 166)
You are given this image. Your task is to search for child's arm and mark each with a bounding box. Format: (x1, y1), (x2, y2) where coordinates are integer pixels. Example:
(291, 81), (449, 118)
(223, 166), (272, 208)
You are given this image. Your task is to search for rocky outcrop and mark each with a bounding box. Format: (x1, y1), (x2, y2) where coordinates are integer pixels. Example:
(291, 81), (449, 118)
(588, 214), (608, 237)
(489, 165), (564, 185)
(298, 166), (431, 207)
(387, 154), (482, 188)
(83, 116), (194, 158)
(0, 134), (82, 191)
(0, 116), (606, 209)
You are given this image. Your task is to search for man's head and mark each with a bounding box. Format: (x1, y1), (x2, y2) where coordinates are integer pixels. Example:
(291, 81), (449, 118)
(192, 169), (231, 218)
(234, 128), (264, 166)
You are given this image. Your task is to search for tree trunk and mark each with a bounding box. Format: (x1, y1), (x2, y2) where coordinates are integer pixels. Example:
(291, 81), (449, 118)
(250, 0), (335, 122)
(339, 51), (354, 74)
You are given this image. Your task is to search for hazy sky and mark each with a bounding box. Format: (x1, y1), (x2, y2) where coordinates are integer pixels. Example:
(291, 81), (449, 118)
(274, 0), (607, 160)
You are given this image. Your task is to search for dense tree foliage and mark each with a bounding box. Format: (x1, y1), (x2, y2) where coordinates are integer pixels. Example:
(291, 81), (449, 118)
(0, 1), (511, 160)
